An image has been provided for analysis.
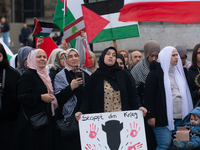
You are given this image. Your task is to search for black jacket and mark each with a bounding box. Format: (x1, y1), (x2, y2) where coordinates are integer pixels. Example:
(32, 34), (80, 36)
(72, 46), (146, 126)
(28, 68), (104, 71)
(80, 69), (142, 114)
(13, 69), (54, 150)
(0, 67), (20, 123)
(1, 22), (9, 32)
(144, 61), (168, 127)
(188, 66), (200, 106)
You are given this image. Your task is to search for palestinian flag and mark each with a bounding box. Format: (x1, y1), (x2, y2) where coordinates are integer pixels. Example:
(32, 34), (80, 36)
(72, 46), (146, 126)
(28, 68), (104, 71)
(83, 0), (140, 43)
(53, 0), (84, 47)
(64, 6), (109, 44)
(0, 38), (14, 62)
(32, 20), (55, 38)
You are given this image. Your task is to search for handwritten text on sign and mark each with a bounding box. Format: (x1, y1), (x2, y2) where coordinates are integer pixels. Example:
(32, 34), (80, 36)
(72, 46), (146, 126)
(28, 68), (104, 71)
(79, 110), (147, 150)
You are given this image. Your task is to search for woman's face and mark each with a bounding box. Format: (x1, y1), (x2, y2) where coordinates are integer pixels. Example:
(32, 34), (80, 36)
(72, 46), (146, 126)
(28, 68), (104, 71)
(170, 49), (178, 66)
(147, 51), (159, 63)
(104, 49), (116, 66)
(59, 53), (65, 68)
(67, 50), (79, 67)
(197, 48), (200, 64)
(179, 54), (187, 66)
(120, 51), (128, 65)
(117, 58), (124, 69)
(36, 50), (47, 68)
(0, 52), (3, 62)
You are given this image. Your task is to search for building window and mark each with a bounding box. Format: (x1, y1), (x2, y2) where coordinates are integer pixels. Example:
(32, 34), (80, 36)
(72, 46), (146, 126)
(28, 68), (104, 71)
(22, 0), (43, 22)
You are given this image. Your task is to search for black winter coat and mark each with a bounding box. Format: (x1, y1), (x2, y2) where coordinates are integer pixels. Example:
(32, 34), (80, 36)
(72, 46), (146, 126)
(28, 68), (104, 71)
(80, 69), (141, 114)
(12, 69), (54, 150)
(0, 67), (20, 123)
(188, 66), (200, 106)
(55, 69), (90, 150)
(144, 61), (169, 127)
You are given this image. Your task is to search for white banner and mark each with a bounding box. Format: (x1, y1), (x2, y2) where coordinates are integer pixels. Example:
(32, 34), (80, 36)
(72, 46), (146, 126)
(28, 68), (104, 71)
(79, 110), (147, 150)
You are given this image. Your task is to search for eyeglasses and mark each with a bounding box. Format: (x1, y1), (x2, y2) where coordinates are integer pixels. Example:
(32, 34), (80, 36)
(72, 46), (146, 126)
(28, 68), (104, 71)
(68, 54), (79, 59)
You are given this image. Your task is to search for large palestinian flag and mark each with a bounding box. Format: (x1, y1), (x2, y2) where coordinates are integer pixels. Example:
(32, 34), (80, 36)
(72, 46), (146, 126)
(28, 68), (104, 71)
(83, 0), (140, 43)
(54, 0), (139, 45)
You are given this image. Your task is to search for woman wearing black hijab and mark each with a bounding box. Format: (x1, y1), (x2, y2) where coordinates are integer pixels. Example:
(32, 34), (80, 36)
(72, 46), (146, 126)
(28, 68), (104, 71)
(76, 47), (146, 118)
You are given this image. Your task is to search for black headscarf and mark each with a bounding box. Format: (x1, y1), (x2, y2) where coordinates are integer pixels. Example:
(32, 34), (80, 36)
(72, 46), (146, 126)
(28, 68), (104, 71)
(117, 53), (127, 70)
(96, 46), (121, 90)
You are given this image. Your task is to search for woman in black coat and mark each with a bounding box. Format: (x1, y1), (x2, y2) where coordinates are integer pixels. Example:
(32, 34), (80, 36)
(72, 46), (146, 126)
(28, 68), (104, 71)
(12, 49), (58, 150)
(144, 46), (193, 150)
(0, 43), (20, 150)
(188, 44), (200, 106)
(76, 46), (146, 118)
(54, 48), (90, 150)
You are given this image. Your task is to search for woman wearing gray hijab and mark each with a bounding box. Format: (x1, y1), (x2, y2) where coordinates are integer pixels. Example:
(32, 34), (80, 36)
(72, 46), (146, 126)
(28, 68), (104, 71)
(16, 46), (32, 75)
(130, 40), (160, 150)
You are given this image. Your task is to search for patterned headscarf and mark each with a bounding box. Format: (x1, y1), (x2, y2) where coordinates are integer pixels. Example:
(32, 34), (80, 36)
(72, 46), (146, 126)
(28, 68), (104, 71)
(64, 48), (81, 71)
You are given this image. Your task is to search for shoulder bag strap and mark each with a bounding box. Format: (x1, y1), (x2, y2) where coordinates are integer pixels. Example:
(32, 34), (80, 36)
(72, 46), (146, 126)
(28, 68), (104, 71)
(0, 69), (5, 112)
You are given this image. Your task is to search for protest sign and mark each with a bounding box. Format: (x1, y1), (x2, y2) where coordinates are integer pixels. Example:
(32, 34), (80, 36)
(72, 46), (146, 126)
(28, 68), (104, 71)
(79, 110), (147, 150)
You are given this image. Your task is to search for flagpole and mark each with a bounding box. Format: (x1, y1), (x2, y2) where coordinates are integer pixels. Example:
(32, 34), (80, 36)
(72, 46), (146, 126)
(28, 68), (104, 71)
(63, 0), (66, 40)
(113, 40), (118, 51)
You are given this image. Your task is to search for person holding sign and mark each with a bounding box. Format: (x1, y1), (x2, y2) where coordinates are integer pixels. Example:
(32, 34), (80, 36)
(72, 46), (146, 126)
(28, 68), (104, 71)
(144, 46), (193, 150)
(76, 46), (147, 119)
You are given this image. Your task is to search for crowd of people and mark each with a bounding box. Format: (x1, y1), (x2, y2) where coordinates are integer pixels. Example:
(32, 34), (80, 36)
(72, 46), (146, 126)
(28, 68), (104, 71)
(1, 31), (200, 150)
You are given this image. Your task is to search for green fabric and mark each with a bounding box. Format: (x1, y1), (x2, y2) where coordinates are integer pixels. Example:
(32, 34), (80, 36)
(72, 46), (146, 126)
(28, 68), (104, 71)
(91, 24), (140, 43)
(53, 0), (76, 47)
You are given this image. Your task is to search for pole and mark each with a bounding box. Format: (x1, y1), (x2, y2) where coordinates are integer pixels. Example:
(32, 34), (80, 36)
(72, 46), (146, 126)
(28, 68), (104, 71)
(12, 0), (15, 23)
(113, 40), (118, 51)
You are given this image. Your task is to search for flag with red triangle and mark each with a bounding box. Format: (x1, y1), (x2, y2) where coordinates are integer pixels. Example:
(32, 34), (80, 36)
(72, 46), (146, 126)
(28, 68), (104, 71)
(84, 39), (93, 67)
(63, 5), (110, 44)
(35, 37), (58, 58)
(81, 5), (110, 43)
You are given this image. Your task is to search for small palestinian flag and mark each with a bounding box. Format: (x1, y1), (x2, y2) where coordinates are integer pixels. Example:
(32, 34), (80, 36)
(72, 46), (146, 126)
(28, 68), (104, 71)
(33, 19), (55, 38)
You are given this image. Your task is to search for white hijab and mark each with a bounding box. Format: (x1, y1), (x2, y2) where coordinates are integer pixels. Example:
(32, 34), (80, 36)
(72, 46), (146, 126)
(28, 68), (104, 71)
(158, 46), (193, 131)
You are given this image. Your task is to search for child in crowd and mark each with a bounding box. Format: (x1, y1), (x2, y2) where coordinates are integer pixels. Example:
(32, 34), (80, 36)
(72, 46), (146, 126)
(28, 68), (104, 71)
(173, 107), (200, 147)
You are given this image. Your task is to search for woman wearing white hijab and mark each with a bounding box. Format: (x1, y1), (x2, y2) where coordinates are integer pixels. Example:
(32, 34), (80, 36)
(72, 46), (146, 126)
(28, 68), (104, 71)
(144, 46), (193, 150)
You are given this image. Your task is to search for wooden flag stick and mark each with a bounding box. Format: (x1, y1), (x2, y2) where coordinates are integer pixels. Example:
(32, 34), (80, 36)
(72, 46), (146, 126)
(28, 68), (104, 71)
(113, 40), (118, 51)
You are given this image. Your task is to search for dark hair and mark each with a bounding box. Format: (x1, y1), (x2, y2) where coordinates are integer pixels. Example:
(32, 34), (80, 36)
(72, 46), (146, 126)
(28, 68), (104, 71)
(192, 43), (200, 67)
(0, 43), (10, 68)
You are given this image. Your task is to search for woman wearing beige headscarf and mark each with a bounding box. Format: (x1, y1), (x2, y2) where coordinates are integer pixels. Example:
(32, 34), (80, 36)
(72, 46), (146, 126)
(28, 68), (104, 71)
(130, 40), (160, 150)
(47, 48), (66, 87)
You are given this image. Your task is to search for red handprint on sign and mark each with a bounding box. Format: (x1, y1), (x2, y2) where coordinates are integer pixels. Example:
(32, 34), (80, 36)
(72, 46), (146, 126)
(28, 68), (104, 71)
(85, 144), (96, 150)
(128, 142), (143, 150)
(86, 123), (99, 139)
(127, 122), (141, 138)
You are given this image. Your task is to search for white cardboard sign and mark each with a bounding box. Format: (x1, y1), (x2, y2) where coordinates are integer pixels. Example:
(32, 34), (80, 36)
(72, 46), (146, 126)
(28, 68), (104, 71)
(79, 110), (147, 150)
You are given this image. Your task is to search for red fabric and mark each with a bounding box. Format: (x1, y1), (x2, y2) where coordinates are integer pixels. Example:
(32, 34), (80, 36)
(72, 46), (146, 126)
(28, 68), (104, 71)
(84, 39), (93, 67)
(119, 1), (200, 23)
(60, 0), (67, 13)
(32, 18), (42, 36)
(35, 37), (58, 58)
(81, 5), (110, 43)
